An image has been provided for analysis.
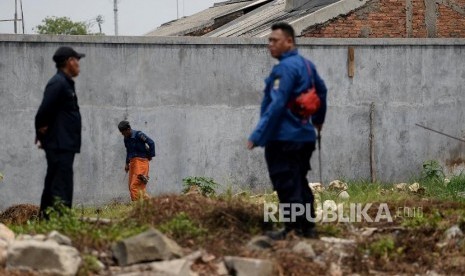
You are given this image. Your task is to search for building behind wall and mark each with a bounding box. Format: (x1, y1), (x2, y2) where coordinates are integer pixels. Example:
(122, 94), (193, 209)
(146, 0), (465, 38)
(303, 0), (465, 38)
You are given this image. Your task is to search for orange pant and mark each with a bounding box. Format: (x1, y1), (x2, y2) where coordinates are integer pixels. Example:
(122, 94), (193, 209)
(128, 157), (150, 201)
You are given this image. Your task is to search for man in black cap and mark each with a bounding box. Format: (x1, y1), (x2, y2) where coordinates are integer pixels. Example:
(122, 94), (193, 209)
(35, 46), (85, 219)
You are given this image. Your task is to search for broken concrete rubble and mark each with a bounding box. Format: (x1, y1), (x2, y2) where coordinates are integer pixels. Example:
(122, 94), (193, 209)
(112, 228), (184, 266)
(7, 240), (81, 276)
(224, 256), (274, 276)
(328, 180), (348, 191)
(0, 223), (15, 243)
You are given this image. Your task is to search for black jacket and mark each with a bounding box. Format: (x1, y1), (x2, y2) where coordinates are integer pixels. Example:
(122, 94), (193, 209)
(35, 70), (82, 153)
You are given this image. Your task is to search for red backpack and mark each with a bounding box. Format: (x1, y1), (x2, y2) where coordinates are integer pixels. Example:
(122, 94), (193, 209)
(287, 58), (321, 119)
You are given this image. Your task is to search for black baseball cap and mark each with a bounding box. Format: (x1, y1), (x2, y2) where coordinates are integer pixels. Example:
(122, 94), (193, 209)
(52, 46), (85, 63)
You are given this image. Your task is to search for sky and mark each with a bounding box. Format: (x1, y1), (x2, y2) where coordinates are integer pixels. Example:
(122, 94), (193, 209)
(0, 0), (219, 35)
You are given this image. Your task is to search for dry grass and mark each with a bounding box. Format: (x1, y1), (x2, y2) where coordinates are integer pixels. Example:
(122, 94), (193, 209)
(0, 204), (39, 225)
(3, 193), (465, 275)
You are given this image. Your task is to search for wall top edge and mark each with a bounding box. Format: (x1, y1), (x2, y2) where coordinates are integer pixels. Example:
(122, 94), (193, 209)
(1, 34), (465, 46)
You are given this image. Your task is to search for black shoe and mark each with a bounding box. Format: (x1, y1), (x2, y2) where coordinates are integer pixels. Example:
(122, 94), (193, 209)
(266, 228), (292, 240)
(299, 228), (319, 239)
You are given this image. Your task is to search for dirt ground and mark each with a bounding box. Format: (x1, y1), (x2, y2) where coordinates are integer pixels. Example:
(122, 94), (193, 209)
(1, 196), (465, 275)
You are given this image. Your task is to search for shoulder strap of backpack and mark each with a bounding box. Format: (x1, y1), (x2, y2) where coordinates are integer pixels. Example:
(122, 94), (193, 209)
(302, 57), (315, 89)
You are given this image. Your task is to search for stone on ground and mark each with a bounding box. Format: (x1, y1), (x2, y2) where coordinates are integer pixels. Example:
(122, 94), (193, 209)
(6, 240), (81, 276)
(328, 180), (348, 191)
(0, 224), (14, 243)
(246, 236), (273, 251)
(112, 228), (183, 266)
(47, 230), (72, 246)
(224, 256), (274, 276)
(292, 241), (316, 258)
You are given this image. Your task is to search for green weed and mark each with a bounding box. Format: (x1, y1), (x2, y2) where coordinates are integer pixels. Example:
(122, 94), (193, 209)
(369, 235), (396, 258)
(318, 223), (342, 237)
(422, 160), (445, 182)
(77, 255), (102, 276)
(415, 173), (465, 202)
(9, 204), (148, 251)
(159, 212), (207, 240)
(79, 202), (133, 220)
(182, 176), (219, 196)
(401, 209), (441, 229)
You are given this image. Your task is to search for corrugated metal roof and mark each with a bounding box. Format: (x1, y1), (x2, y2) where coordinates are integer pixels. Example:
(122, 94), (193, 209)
(207, 0), (287, 37)
(146, 0), (343, 37)
(146, 1), (253, 36)
(207, 0), (341, 37)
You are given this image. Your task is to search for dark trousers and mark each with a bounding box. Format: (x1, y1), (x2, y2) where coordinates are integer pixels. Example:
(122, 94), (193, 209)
(40, 150), (75, 219)
(265, 141), (316, 231)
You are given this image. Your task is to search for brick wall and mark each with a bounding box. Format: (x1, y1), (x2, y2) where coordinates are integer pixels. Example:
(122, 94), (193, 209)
(437, 4), (465, 37)
(303, 0), (465, 38)
(411, 0), (427, 37)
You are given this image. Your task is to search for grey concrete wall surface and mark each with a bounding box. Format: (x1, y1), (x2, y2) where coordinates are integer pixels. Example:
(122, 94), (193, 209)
(0, 35), (464, 210)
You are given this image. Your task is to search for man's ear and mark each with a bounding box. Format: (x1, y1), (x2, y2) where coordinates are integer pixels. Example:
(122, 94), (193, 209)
(286, 35), (294, 45)
(64, 58), (71, 68)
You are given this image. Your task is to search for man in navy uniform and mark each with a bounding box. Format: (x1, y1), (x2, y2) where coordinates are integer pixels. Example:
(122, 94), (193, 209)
(118, 121), (155, 201)
(248, 23), (327, 239)
(35, 46), (85, 219)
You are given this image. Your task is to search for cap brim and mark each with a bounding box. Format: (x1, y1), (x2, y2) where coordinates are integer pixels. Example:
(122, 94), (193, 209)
(76, 53), (86, 59)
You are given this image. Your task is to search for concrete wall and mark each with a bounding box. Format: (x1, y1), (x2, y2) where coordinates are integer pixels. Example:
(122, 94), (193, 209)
(0, 35), (464, 210)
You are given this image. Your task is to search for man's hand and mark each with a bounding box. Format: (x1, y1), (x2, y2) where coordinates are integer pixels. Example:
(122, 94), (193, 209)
(124, 164), (129, 173)
(247, 140), (255, 150)
(34, 137), (43, 149)
(35, 126), (48, 149)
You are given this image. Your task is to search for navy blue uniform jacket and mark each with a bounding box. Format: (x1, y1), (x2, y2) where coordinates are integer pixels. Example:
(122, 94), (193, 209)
(124, 130), (156, 164)
(249, 49), (327, 147)
(35, 70), (82, 153)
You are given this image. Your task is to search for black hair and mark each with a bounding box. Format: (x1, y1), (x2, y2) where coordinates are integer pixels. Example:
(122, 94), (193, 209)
(271, 22), (296, 43)
(118, 120), (131, 132)
(55, 59), (67, 69)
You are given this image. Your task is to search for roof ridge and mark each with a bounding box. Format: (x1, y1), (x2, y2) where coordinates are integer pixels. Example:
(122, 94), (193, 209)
(214, 0), (254, 7)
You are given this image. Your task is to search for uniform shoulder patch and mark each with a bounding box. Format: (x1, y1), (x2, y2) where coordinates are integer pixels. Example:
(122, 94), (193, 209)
(273, 79), (280, 89)
(138, 133), (147, 142)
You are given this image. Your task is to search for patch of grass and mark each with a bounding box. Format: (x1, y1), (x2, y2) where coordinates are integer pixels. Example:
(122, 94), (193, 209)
(401, 209), (442, 230)
(319, 179), (412, 205)
(329, 170), (465, 206)
(421, 160), (445, 181)
(245, 190), (278, 205)
(369, 235), (397, 259)
(318, 223), (342, 237)
(125, 195), (269, 255)
(219, 184), (234, 200)
(159, 212), (207, 240)
(345, 179), (387, 203)
(263, 191), (279, 204)
(77, 254), (102, 276)
(182, 176), (219, 196)
(413, 173), (465, 202)
(79, 202), (133, 220)
(9, 204), (148, 251)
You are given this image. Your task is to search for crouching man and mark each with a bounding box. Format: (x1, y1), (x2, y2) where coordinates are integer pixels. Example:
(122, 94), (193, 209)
(118, 120), (155, 201)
